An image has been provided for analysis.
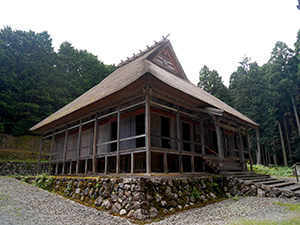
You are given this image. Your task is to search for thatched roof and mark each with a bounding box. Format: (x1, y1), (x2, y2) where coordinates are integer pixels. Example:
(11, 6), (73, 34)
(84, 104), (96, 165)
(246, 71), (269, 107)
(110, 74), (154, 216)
(30, 39), (258, 133)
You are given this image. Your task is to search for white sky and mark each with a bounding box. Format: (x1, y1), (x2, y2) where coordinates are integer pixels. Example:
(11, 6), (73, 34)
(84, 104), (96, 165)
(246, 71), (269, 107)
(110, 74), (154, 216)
(1, 0), (299, 86)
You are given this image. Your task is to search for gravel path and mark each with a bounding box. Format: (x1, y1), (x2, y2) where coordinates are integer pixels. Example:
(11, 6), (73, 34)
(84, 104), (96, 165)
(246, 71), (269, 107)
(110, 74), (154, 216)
(0, 176), (299, 225)
(0, 177), (131, 225)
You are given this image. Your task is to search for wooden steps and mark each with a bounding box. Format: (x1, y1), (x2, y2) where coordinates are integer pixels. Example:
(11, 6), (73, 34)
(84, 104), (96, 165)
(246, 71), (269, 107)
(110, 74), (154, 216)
(202, 155), (243, 174)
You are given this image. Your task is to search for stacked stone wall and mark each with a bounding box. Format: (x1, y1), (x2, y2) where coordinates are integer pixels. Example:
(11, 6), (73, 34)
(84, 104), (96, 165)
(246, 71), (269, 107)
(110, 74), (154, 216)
(19, 175), (300, 220)
(0, 161), (48, 176)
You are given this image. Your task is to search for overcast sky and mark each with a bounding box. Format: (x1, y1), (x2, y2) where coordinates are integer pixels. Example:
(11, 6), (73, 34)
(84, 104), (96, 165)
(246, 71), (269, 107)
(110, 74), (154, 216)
(1, 0), (299, 86)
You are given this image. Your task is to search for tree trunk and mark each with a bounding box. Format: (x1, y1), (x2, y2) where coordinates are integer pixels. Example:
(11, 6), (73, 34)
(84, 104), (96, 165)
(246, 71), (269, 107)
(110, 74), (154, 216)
(278, 121), (288, 166)
(256, 128), (262, 165)
(291, 95), (300, 136)
(272, 138), (278, 166)
(283, 114), (292, 160)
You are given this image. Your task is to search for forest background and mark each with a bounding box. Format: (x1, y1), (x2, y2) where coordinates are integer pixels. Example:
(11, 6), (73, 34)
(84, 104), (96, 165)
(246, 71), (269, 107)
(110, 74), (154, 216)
(1, 26), (300, 166)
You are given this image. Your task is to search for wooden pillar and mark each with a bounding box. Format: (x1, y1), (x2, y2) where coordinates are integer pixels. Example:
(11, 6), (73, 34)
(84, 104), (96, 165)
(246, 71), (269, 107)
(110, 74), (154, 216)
(200, 119), (205, 171)
(48, 133), (54, 174)
(76, 120), (82, 174)
(215, 125), (224, 161)
(200, 119), (205, 154)
(84, 158), (88, 174)
(116, 106), (121, 174)
(131, 152), (134, 174)
(256, 128), (262, 165)
(37, 136), (43, 174)
(191, 155), (195, 173)
(104, 156), (108, 174)
(238, 131), (245, 168)
(69, 161), (72, 175)
(247, 132), (253, 172)
(164, 152), (168, 173)
(176, 105), (183, 173)
(93, 113), (99, 173)
(145, 93), (151, 174)
(62, 126), (68, 174)
(55, 162), (58, 175)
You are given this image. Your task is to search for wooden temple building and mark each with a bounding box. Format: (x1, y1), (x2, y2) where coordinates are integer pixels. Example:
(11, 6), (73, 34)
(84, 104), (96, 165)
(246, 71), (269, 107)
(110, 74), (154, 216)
(31, 38), (258, 175)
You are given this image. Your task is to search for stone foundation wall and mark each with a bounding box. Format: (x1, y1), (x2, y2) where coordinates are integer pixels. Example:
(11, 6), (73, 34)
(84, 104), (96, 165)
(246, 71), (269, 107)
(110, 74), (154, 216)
(0, 161), (48, 176)
(20, 175), (300, 220)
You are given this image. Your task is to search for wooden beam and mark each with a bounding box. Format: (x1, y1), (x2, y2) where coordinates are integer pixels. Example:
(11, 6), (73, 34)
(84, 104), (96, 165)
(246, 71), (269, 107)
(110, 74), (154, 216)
(145, 93), (151, 174)
(93, 113), (99, 173)
(48, 133), (54, 174)
(76, 120), (82, 174)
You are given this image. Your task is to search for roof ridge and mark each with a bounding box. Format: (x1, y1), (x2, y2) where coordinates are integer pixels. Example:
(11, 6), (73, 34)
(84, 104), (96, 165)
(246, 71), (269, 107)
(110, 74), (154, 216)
(116, 34), (170, 68)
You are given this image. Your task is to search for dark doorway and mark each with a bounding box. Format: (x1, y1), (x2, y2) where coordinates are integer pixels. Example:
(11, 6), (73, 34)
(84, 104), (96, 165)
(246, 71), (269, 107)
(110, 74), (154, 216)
(182, 155), (192, 172)
(120, 154), (131, 173)
(108, 156), (116, 173)
(182, 122), (190, 151)
(167, 154), (179, 172)
(96, 158), (105, 173)
(195, 156), (204, 172)
(161, 116), (170, 149)
(134, 152), (146, 173)
(111, 121), (117, 151)
(136, 113), (145, 148)
(151, 153), (164, 172)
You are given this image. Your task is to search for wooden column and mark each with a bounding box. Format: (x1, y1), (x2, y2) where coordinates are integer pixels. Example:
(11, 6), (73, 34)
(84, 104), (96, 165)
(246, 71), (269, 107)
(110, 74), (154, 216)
(145, 93), (151, 174)
(62, 127), (68, 174)
(247, 132), (253, 172)
(215, 125), (224, 161)
(131, 152), (134, 174)
(76, 120), (82, 174)
(238, 131), (245, 168)
(55, 162), (58, 175)
(104, 156), (107, 174)
(48, 133), (54, 174)
(92, 113), (99, 173)
(116, 106), (121, 174)
(164, 152), (168, 173)
(84, 158), (88, 174)
(37, 135), (43, 174)
(176, 105), (183, 173)
(200, 119), (206, 171)
(69, 161), (72, 175)
(191, 156), (195, 173)
(200, 119), (205, 154)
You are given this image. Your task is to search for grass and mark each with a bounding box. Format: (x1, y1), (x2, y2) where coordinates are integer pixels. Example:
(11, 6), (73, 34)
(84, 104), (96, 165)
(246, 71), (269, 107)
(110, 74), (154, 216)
(251, 164), (294, 177)
(230, 202), (300, 225)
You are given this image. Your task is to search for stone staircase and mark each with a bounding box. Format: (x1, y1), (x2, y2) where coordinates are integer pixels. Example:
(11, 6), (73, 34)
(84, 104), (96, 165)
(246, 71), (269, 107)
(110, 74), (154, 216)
(233, 174), (300, 199)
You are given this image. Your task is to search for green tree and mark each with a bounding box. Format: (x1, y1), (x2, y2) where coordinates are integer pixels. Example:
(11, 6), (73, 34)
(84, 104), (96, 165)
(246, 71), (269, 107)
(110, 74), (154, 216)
(0, 26), (56, 135)
(198, 65), (232, 105)
(230, 57), (277, 165)
(0, 27), (115, 135)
